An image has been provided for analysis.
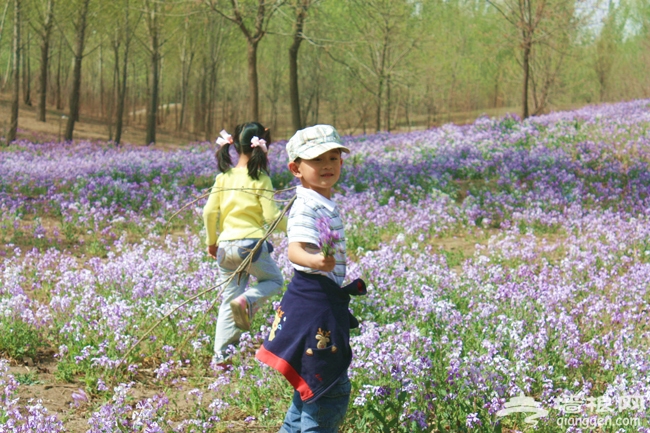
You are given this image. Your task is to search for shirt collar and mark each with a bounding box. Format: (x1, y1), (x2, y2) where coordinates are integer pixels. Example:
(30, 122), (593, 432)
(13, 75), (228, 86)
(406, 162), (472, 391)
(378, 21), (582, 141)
(296, 186), (337, 212)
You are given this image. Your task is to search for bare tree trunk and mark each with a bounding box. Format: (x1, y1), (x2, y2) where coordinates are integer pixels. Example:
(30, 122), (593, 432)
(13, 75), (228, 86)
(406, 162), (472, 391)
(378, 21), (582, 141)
(130, 60), (136, 125)
(2, 53), (10, 90)
(158, 57), (164, 125)
(289, 2), (309, 131)
(386, 75), (391, 132)
(64, 0), (90, 141)
(196, 62), (207, 134)
(178, 18), (194, 132)
(247, 42), (259, 121)
(0, 2), (10, 57)
(36, 0), (54, 122)
(375, 78), (383, 132)
(145, 0), (160, 145)
(0, 2), (9, 112)
(108, 39), (118, 140)
(146, 45), (159, 144)
(114, 48), (128, 144)
(55, 32), (63, 109)
(208, 0), (279, 123)
(206, 62), (217, 141)
(288, 37), (301, 130)
(7, 0), (20, 144)
(404, 84), (411, 131)
(22, 28), (31, 106)
(313, 84), (320, 124)
(375, 28), (390, 132)
(99, 43), (104, 118)
(114, 4), (132, 145)
(521, 41), (531, 119)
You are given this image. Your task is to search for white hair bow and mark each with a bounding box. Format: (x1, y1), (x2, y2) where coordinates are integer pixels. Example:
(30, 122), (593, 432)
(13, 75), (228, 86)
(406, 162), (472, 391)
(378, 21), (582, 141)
(251, 136), (267, 153)
(216, 129), (233, 147)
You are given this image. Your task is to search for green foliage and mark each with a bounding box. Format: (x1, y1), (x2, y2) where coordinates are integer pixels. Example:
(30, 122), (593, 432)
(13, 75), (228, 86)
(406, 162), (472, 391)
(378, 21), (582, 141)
(14, 371), (41, 386)
(270, 170), (295, 191)
(440, 248), (466, 267)
(0, 319), (43, 361)
(2, 0), (646, 143)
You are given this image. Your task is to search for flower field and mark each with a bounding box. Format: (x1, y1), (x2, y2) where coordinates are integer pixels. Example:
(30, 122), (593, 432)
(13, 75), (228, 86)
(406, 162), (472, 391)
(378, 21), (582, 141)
(2, 100), (650, 432)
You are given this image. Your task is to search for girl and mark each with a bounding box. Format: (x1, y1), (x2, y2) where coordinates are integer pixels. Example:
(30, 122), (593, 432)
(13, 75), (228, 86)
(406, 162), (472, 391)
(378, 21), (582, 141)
(203, 122), (287, 365)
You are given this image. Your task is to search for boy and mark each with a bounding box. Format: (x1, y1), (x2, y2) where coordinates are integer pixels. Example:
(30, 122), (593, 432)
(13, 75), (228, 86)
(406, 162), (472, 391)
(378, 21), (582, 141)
(255, 125), (366, 433)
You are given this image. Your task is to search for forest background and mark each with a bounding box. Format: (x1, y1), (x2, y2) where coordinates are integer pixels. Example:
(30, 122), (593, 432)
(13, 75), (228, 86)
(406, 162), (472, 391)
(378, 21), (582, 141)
(0, 0), (649, 146)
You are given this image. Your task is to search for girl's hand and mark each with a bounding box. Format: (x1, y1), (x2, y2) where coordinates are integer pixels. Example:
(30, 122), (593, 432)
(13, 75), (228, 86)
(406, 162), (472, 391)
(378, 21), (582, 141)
(207, 244), (218, 259)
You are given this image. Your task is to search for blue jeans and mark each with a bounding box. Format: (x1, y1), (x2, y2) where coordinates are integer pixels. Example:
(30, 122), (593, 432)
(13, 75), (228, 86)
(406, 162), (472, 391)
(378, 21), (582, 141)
(279, 374), (351, 433)
(213, 239), (283, 360)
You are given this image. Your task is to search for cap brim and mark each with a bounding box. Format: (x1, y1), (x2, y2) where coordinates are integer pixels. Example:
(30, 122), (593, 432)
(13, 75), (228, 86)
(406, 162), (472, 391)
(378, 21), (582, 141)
(295, 142), (350, 160)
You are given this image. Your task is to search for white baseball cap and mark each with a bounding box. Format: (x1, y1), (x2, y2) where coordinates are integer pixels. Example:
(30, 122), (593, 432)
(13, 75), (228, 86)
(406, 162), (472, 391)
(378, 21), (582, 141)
(286, 125), (350, 162)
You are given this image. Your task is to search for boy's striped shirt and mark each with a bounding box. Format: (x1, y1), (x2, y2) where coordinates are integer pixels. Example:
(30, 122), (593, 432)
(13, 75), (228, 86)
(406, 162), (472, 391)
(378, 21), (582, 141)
(287, 186), (346, 286)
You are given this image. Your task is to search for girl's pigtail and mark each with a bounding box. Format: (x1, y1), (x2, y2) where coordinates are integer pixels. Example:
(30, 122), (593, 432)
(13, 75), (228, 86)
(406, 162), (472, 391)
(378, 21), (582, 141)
(216, 142), (232, 173)
(247, 144), (269, 180)
(215, 128), (235, 173)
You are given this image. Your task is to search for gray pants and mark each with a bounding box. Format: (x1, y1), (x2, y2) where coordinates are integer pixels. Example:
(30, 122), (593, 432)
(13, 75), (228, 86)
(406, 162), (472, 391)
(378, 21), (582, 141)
(213, 239), (284, 361)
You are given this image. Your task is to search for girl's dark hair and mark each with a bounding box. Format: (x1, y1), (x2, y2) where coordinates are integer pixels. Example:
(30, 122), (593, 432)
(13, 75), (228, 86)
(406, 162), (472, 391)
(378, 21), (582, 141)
(215, 122), (271, 180)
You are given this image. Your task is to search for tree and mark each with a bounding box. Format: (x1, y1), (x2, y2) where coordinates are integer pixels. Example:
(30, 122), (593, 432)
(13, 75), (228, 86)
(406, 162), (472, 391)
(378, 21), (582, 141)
(63, 0), (91, 141)
(177, 15), (195, 132)
(206, 0), (284, 122)
(486, 0), (592, 118)
(0, 2), (10, 60)
(112, 0), (139, 144)
(287, 0), (317, 130)
(143, 0), (164, 145)
(22, 21), (31, 106)
(7, 0), (20, 144)
(33, 0), (55, 122)
(594, 1), (626, 102)
(326, 0), (422, 132)
(190, 13), (226, 140)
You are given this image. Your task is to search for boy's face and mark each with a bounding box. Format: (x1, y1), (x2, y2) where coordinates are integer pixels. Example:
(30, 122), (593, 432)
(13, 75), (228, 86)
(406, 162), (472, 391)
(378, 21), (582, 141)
(288, 149), (343, 199)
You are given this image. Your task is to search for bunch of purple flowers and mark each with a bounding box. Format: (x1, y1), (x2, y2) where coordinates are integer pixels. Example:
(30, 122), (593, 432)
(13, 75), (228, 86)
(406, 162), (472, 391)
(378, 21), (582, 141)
(316, 216), (340, 257)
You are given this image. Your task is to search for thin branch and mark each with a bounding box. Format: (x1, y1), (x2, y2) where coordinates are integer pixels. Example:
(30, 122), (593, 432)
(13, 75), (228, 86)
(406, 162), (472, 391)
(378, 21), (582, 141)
(165, 185), (297, 226)
(486, 0), (519, 27)
(115, 194), (297, 379)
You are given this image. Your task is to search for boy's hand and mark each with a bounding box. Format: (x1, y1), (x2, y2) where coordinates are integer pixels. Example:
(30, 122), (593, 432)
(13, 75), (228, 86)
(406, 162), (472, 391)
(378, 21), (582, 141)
(207, 244), (218, 259)
(288, 242), (337, 272)
(313, 253), (336, 272)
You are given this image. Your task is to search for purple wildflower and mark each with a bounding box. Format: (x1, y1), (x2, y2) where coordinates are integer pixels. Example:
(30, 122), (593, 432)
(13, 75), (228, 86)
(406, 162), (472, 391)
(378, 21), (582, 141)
(466, 412), (481, 428)
(71, 388), (89, 408)
(316, 216), (340, 257)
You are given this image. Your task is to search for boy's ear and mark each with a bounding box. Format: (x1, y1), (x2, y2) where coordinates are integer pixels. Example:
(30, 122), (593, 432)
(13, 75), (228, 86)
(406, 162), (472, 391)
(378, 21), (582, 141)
(288, 161), (302, 178)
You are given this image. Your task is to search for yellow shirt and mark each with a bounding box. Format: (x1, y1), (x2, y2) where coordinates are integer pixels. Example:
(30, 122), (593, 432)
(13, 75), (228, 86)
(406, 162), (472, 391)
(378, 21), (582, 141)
(202, 168), (287, 245)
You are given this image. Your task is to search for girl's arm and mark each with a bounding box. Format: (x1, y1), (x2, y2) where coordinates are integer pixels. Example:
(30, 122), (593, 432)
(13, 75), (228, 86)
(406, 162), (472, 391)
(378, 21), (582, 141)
(259, 176), (288, 232)
(202, 177), (221, 248)
(288, 242), (335, 272)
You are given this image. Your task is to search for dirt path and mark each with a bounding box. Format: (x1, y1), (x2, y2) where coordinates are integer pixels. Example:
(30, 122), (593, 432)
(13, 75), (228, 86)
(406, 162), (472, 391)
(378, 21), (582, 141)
(0, 96), (200, 150)
(8, 357), (278, 432)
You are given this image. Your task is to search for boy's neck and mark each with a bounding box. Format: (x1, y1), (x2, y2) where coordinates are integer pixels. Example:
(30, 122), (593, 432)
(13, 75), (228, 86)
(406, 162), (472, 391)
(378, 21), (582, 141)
(299, 182), (332, 200)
